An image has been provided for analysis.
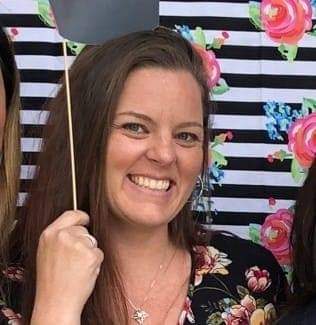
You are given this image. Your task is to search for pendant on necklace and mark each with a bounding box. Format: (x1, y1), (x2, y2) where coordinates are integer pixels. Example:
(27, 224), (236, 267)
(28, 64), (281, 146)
(132, 309), (149, 324)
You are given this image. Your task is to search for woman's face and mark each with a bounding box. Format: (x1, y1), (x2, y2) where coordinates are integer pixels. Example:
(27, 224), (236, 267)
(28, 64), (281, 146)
(106, 67), (204, 229)
(0, 70), (6, 150)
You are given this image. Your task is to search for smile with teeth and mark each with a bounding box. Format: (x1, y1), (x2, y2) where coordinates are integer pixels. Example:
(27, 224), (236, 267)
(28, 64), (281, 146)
(129, 175), (171, 191)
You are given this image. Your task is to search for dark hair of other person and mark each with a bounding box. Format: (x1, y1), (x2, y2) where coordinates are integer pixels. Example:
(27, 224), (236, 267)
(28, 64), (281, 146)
(0, 26), (21, 264)
(290, 158), (316, 306)
(17, 28), (212, 324)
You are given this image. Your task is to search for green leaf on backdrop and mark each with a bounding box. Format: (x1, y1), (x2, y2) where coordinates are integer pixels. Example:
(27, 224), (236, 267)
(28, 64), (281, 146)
(302, 97), (316, 114)
(308, 25), (316, 37)
(212, 78), (230, 95)
(278, 44), (298, 61)
(193, 27), (206, 48)
(249, 2), (262, 30)
(249, 223), (261, 244)
(66, 40), (86, 55)
(37, 0), (55, 27)
(211, 149), (228, 167)
(291, 158), (306, 183)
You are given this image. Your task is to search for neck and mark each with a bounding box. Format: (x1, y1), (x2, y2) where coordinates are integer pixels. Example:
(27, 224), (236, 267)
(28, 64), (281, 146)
(108, 218), (178, 286)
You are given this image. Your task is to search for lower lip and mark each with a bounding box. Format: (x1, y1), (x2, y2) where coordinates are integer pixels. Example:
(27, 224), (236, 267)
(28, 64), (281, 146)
(124, 176), (175, 201)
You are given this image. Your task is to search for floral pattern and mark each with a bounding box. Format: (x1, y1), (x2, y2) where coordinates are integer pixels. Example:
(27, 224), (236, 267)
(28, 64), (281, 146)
(0, 235), (286, 325)
(194, 245), (232, 286)
(249, 0), (315, 60)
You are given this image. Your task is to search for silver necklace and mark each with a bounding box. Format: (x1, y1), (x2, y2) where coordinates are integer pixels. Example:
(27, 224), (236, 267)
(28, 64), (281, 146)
(126, 248), (177, 325)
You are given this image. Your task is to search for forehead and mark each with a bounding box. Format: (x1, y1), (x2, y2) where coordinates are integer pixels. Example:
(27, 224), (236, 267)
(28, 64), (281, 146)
(116, 67), (203, 123)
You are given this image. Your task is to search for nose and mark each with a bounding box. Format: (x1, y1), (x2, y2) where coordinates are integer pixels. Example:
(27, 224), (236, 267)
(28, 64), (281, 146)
(146, 134), (177, 166)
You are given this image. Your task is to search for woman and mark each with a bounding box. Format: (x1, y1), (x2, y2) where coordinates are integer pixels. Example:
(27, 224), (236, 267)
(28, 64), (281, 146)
(278, 159), (316, 324)
(7, 28), (286, 325)
(0, 26), (20, 259)
(0, 25), (22, 322)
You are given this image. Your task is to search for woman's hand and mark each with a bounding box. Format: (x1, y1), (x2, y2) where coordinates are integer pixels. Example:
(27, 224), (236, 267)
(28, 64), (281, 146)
(31, 210), (104, 325)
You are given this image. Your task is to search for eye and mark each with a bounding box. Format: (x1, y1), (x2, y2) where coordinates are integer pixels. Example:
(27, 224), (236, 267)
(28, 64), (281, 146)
(121, 122), (148, 135)
(176, 132), (201, 144)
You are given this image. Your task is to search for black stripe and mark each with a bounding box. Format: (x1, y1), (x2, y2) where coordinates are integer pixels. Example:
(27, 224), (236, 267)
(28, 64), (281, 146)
(193, 211), (267, 226)
(213, 184), (298, 200)
(22, 125), (43, 138)
(0, 14), (50, 28)
(20, 69), (63, 83)
(222, 157), (292, 172)
(222, 74), (316, 89)
(22, 152), (39, 165)
(13, 42), (74, 56)
(161, 15), (259, 32)
(21, 97), (49, 110)
(214, 102), (303, 116)
(212, 129), (287, 144)
(214, 45), (316, 61)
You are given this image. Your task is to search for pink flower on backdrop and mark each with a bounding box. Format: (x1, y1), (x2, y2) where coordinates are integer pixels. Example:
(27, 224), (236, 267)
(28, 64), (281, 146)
(261, 209), (293, 265)
(192, 44), (221, 88)
(261, 0), (313, 44)
(245, 266), (272, 293)
(288, 112), (316, 168)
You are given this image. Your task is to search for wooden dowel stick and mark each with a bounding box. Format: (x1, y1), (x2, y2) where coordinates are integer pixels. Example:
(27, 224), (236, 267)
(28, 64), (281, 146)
(62, 40), (77, 210)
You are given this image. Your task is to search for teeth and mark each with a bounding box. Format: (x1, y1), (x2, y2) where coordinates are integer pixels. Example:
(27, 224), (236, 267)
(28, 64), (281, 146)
(130, 175), (170, 191)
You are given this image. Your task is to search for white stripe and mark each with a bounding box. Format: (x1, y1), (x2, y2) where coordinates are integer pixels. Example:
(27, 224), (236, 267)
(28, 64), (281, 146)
(219, 59), (316, 76)
(16, 55), (76, 70)
(20, 110), (49, 125)
(21, 164), (299, 187)
(21, 138), (42, 152)
(203, 30), (316, 48)
(20, 83), (59, 97)
(160, 2), (249, 18)
(204, 224), (250, 239)
(210, 197), (294, 213)
(0, 0), (38, 14)
(21, 83), (316, 102)
(212, 142), (289, 158)
(8, 27), (63, 43)
(17, 193), (27, 207)
(213, 87), (316, 103)
(213, 115), (267, 130)
(6, 28), (316, 49)
(20, 165), (36, 180)
(217, 170), (301, 187)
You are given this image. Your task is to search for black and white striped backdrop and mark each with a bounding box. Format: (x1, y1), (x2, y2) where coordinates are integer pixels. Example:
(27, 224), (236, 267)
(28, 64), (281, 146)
(1, 0), (315, 239)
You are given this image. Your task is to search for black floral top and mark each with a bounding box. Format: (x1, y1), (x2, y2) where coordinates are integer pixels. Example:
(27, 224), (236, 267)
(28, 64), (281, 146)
(0, 233), (287, 324)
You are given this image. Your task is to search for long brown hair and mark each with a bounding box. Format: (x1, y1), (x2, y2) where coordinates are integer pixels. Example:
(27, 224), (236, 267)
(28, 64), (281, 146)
(20, 28), (212, 324)
(290, 159), (316, 305)
(0, 26), (21, 265)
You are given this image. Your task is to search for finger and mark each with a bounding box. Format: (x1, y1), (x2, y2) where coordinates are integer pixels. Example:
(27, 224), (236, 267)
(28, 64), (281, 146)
(47, 210), (90, 231)
(79, 234), (98, 248)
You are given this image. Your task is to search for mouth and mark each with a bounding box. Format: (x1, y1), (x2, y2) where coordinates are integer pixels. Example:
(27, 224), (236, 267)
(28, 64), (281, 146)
(127, 174), (175, 192)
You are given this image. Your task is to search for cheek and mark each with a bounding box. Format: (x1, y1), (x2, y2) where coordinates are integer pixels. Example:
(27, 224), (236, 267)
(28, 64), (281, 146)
(180, 148), (204, 186)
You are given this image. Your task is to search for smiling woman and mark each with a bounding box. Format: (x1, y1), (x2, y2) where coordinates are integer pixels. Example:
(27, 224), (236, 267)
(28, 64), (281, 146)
(5, 28), (287, 325)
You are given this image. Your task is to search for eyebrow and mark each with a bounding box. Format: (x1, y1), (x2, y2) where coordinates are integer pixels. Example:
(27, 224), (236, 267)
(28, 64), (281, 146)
(116, 111), (203, 129)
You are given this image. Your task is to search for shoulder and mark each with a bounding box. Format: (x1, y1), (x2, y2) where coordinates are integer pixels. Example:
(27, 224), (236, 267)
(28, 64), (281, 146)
(188, 232), (287, 324)
(209, 232), (282, 271)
